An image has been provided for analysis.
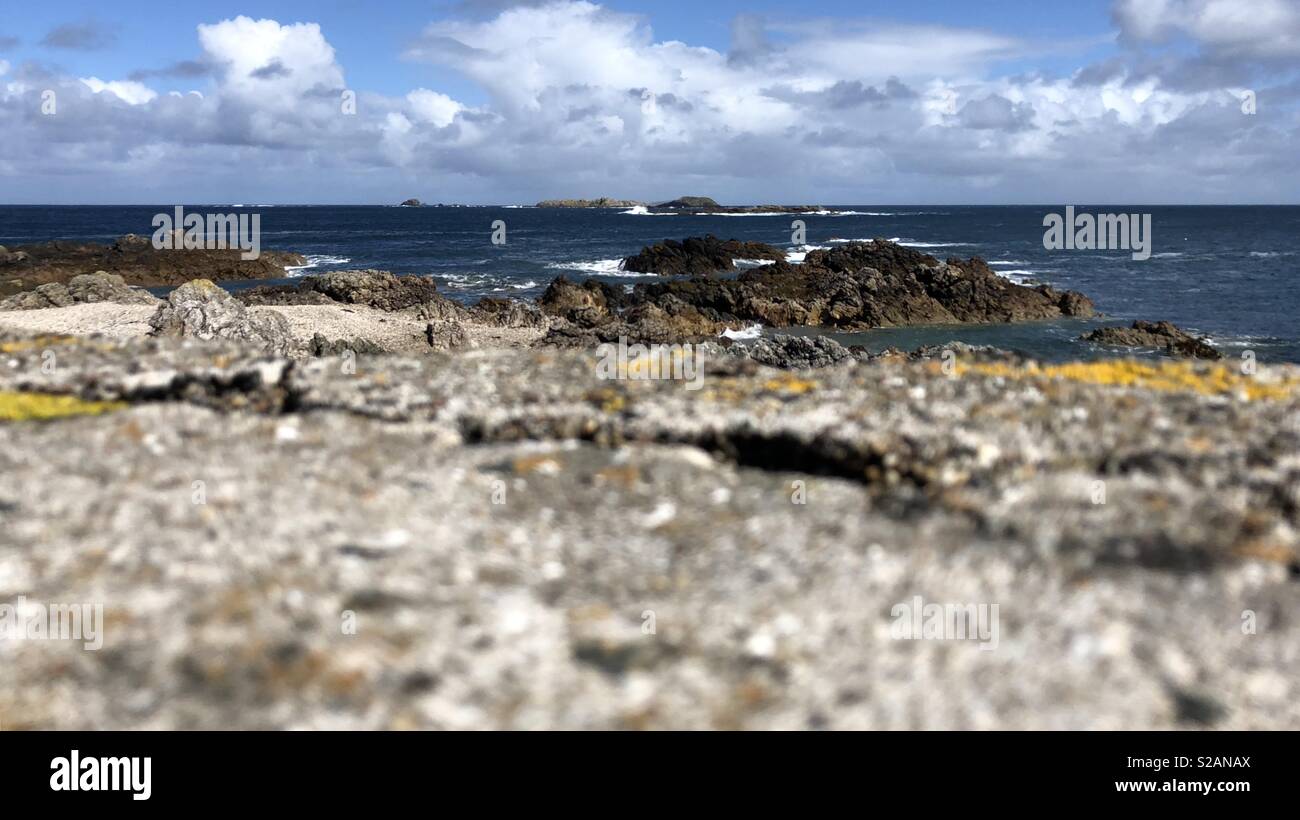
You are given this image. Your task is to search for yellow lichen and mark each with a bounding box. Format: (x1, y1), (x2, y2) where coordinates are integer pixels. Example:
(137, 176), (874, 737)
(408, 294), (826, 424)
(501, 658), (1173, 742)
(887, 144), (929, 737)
(0, 392), (126, 422)
(0, 335), (81, 354)
(762, 374), (818, 395)
(954, 359), (1300, 401)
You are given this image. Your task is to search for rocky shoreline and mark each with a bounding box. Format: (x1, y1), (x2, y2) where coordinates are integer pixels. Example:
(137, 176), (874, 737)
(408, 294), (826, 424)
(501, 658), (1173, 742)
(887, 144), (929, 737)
(0, 230), (1292, 729)
(0, 234), (306, 297)
(0, 238), (1235, 366)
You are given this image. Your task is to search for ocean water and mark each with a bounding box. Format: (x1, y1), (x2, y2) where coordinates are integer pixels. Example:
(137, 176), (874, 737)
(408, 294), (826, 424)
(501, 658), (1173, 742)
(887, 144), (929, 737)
(1, 205), (1296, 363)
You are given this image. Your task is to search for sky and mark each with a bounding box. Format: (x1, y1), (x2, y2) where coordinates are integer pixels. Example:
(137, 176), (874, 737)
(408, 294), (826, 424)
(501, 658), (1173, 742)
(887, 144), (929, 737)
(0, 0), (1297, 204)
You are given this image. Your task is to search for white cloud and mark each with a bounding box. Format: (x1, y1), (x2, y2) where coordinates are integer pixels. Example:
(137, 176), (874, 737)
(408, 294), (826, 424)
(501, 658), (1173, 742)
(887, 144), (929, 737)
(1115, 0), (1300, 56)
(407, 89), (463, 127)
(79, 76), (158, 105)
(0, 2), (1295, 203)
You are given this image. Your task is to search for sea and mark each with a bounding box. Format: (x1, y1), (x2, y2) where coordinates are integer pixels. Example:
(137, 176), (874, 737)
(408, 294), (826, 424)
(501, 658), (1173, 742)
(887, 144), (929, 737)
(1, 204), (1296, 363)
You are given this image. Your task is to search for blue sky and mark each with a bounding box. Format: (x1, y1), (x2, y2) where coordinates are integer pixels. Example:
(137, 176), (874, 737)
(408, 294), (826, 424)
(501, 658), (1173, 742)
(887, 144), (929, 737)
(1, 0), (1297, 203)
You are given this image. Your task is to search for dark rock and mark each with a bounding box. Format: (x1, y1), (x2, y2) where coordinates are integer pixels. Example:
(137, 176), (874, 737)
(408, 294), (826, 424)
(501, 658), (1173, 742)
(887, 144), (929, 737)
(654, 196), (721, 209)
(399, 199), (423, 207)
(0, 236), (306, 296)
(237, 270), (442, 313)
(628, 240), (1094, 331)
(468, 297), (548, 329)
(622, 235), (787, 276)
(1081, 321), (1221, 360)
(538, 276), (626, 323)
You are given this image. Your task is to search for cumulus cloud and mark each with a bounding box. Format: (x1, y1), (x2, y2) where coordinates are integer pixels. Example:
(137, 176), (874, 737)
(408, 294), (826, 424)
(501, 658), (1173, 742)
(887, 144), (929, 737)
(0, 1), (1296, 203)
(1115, 0), (1300, 57)
(80, 77), (158, 105)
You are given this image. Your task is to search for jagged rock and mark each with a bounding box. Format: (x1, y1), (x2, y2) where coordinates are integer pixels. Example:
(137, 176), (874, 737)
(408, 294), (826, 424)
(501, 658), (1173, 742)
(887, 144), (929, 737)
(631, 240), (1094, 330)
(237, 270), (443, 313)
(235, 284), (336, 306)
(718, 335), (856, 369)
(622, 235), (786, 276)
(425, 321), (468, 350)
(538, 276), (626, 323)
(303, 270), (442, 312)
(308, 334), (388, 357)
(1081, 320), (1221, 359)
(0, 272), (160, 311)
(148, 279), (293, 355)
(468, 297), (548, 329)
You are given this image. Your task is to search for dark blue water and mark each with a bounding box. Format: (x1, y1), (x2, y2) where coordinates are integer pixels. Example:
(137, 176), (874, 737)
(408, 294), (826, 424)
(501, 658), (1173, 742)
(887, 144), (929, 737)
(2, 205), (1296, 362)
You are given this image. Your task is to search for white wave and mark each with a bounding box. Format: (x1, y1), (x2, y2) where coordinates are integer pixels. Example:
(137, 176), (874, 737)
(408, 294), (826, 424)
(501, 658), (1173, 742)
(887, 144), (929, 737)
(991, 269), (1044, 284)
(1152, 252), (1183, 258)
(285, 255), (351, 276)
(887, 237), (975, 248)
(987, 259), (1029, 265)
(720, 324), (764, 340)
(735, 258), (778, 268)
(545, 258), (664, 278)
(785, 244), (830, 263)
(620, 205), (677, 216)
(1250, 251), (1285, 258)
(493, 280), (539, 291)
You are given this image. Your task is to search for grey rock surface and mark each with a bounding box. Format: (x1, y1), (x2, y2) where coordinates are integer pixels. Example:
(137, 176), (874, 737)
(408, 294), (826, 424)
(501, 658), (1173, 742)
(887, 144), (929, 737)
(0, 272), (160, 311)
(148, 279), (294, 356)
(0, 330), (1297, 729)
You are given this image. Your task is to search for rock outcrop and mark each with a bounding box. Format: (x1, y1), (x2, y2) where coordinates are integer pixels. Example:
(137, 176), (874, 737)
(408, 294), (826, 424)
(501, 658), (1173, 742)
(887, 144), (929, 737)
(1081, 320), (1221, 359)
(2, 329), (1297, 730)
(238, 270), (444, 312)
(618, 239), (1094, 332)
(399, 199), (423, 207)
(0, 235), (306, 297)
(622, 235), (787, 276)
(0, 271), (160, 311)
(148, 279), (293, 355)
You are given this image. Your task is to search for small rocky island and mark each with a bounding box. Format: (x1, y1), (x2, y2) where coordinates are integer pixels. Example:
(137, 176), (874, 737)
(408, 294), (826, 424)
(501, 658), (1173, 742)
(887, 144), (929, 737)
(651, 196), (827, 214)
(536, 197), (645, 208)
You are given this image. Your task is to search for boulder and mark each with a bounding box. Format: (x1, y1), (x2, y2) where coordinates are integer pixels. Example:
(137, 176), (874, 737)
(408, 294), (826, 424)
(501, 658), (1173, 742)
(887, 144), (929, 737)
(148, 279), (293, 355)
(308, 334), (388, 357)
(1081, 320), (1221, 360)
(0, 271), (160, 311)
(468, 297), (548, 329)
(538, 276), (625, 323)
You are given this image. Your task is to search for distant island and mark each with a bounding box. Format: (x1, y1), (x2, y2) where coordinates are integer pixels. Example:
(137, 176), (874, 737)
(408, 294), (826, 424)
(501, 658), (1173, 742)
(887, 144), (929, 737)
(399, 199), (423, 207)
(536, 195), (826, 214)
(536, 197), (644, 208)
